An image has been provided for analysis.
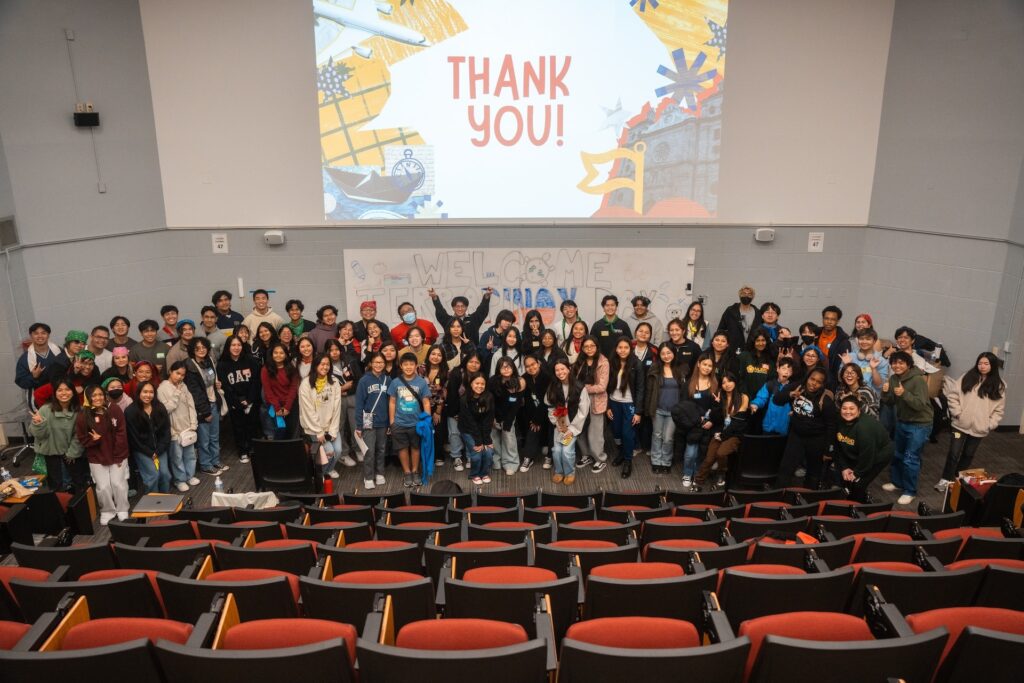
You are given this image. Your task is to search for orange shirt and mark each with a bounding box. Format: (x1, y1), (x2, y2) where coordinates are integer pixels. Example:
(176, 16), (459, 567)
(818, 328), (838, 360)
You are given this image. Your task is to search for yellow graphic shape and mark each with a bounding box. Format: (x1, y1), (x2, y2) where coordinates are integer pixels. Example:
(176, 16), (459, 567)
(578, 143), (647, 215)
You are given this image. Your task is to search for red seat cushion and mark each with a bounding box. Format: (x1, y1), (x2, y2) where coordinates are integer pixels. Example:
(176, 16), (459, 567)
(0, 567), (50, 600)
(162, 539), (230, 549)
(644, 539), (719, 560)
(933, 527), (1004, 541)
(0, 621), (31, 649)
(346, 540), (414, 550)
(231, 521), (274, 527)
(483, 521), (537, 529)
(848, 562), (923, 574)
(222, 618), (357, 666)
(946, 558), (1024, 571)
(590, 562), (684, 580)
(332, 504), (367, 511)
(648, 516), (699, 525)
(906, 607), (1024, 665)
(464, 506), (510, 513)
(55, 492), (72, 512)
(728, 564), (806, 576)
(679, 504), (720, 511)
(445, 540), (512, 550)
(397, 618), (527, 650)
(850, 532), (913, 558)
(566, 520), (620, 529)
(205, 568), (299, 603)
(254, 539), (318, 552)
(547, 540), (617, 549)
(567, 616), (699, 649)
(867, 510), (916, 519)
(332, 570), (423, 584)
(312, 521), (358, 528)
(80, 569), (165, 614)
(608, 505), (652, 512)
(739, 612), (873, 680)
(535, 506), (580, 512)
(394, 505), (437, 512)
(396, 522), (445, 529)
(62, 617), (193, 650)
(462, 566), (558, 584)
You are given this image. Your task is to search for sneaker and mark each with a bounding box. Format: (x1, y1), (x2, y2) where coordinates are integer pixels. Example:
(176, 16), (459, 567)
(482, 475), (492, 484)
(363, 478), (375, 490)
(491, 461), (501, 471)
(453, 458), (465, 472)
(794, 467), (806, 478)
(188, 477), (201, 486)
(98, 512), (115, 526)
(552, 474), (564, 484)
(591, 461), (607, 474)
(403, 473), (413, 488)
(563, 474), (575, 485)
(578, 455), (595, 468)
(934, 479), (952, 492)
(239, 453), (250, 464)
(435, 459), (444, 467)
(128, 488), (137, 498)
(519, 458), (534, 473)
(217, 463), (230, 473)
(413, 474), (422, 486)
(201, 467), (220, 475)
(881, 483), (899, 492)
(375, 474), (386, 485)
(897, 494), (916, 505)
(175, 481), (190, 492)
(328, 470), (340, 479)
(714, 477), (726, 489)
(682, 475), (693, 489)
(116, 511), (129, 521)
(542, 457), (552, 470)
(340, 456), (357, 467)
(505, 468), (517, 476)
(471, 476), (483, 485)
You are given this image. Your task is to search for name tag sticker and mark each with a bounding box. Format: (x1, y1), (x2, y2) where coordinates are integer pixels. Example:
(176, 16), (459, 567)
(509, 396), (517, 402)
(600, 331), (609, 336)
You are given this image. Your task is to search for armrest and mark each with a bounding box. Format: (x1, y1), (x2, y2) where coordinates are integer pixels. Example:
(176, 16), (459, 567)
(180, 553), (209, 579)
(779, 508), (793, 520)
(793, 493), (808, 506)
(568, 559), (585, 605)
(804, 548), (830, 574)
(909, 521), (935, 541)
(864, 585), (914, 639)
(135, 536), (151, 547)
(361, 592), (395, 645)
(187, 592), (227, 648)
(815, 523), (837, 543)
(13, 593), (79, 652)
(1001, 517), (1022, 539)
(533, 592), (558, 673)
(701, 590), (736, 644)
(913, 546), (944, 572)
(435, 562), (451, 608)
(917, 501), (933, 516)
(704, 508), (718, 522)
(308, 555), (328, 580)
(48, 565), (70, 582)
(686, 552), (707, 576)
(719, 526), (735, 546)
(849, 507), (865, 519)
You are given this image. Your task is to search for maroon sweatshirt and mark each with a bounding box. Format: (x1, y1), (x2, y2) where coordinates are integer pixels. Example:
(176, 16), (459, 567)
(75, 403), (130, 466)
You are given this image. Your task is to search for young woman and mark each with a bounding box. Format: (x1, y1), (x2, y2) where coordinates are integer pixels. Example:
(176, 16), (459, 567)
(694, 371), (749, 488)
(404, 327), (429, 365)
(572, 336), (609, 472)
(684, 302), (708, 349)
(538, 329), (567, 368)
(103, 377), (132, 414)
(521, 309), (545, 355)
(519, 354), (551, 472)
(679, 353), (718, 487)
(232, 324), (252, 353)
(489, 357), (525, 475)
(75, 384), (130, 524)
(157, 361), (199, 491)
(354, 353), (390, 490)
(185, 338), (224, 476)
(441, 319), (469, 370)
(260, 342), (300, 439)
(834, 396), (892, 502)
(326, 339), (361, 467)
(277, 325), (297, 355)
(489, 326), (524, 376)
(360, 320), (385, 365)
(607, 336), (645, 478)
(644, 344), (683, 474)
(379, 341), (399, 378)
(251, 322), (278, 367)
(442, 351), (484, 470)
(545, 359), (591, 485)
(458, 374), (495, 485)
(30, 379), (88, 492)
(853, 314), (882, 352)
(419, 344), (449, 466)
(299, 354), (343, 480)
(794, 345), (827, 385)
(101, 346), (134, 384)
(560, 320), (589, 365)
(666, 318), (701, 373)
(709, 331), (739, 380)
(738, 330), (775, 400)
(773, 366), (836, 490)
(217, 335), (260, 464)
(125, 381), (172, 494)
(337, 320), (362, 360)
(836, 361), (879, 418)
(935, 352), (1006, 491)
(294, 337), (316, 380)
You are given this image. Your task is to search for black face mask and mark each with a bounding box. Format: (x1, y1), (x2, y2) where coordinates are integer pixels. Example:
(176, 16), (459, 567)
(801, 335), (816, 345)
(739, 296), (753, 305)
(107, 389), (124, 400)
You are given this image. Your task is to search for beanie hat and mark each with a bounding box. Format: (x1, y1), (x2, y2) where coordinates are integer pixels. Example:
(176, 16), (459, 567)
(101, 377), (122, 390)
(65, 330), (88, 344)
(360, 300), (377, 311)
(76, 350), (96, 361)
(176, 318), (196, 330)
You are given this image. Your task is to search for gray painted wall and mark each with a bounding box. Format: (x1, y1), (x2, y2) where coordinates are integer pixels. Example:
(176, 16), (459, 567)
(0, 134), (14, 220)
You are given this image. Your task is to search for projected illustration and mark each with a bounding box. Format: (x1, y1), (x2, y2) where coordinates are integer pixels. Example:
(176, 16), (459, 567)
(314, 0), (729, 220)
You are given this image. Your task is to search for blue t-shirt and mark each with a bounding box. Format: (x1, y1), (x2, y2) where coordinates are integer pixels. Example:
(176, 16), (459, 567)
(387, 375), (430, 428)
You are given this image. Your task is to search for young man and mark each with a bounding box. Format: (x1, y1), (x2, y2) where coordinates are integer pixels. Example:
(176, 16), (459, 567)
(841, 328), (889, 397)
(880, 351), (933, 506)
(759, 302), (782, 342)
(389, 301), (439, 347)
(165, 319), (197, 367)
(242, 289), (285, 336)
(554, 299), (582, 345)
(129, 319), (169, 376)
(429, 286), (493, 345)
(814, 305), (851, 383)
(717, 285), (762, 350)
(199, 305), (228, 361)
(477, 309), (516, 370)
(626, 295), (664, 345)
(87, 326), (113, 373)
(109, 316), (137, 349)
(212, 290), (244, 331)
(387, 352), (431, 487)
(353, 300), (391, 343)
(15, 323), (62, 396)
(283, 299), (315, 337)
(308, 304), (340, 353)
(593, 295), (632, 358)
(159, 305), (180, 344)
(750, 356), (795, 435)
(834, 396), (893, 502)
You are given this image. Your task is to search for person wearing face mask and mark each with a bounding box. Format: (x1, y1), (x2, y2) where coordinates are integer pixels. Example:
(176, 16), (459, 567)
(798, 322), (820, 353)
(717, 285), (762, 351)
(390, 301), (439, 348)
(103, 377), (132, 413)
(833, 396), (892, 502)
(429, 287), (493, 346)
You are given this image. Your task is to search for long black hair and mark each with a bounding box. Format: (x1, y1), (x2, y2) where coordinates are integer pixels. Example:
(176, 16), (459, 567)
(572, 335), (602, 385)
(47, 379), (80, 412)
(961, 351), (1005, 400)
(546, 359), (582, 408)
(307, 353), (336, 388)
(745, 328), (775, 364)
(607, 335), (639, 396)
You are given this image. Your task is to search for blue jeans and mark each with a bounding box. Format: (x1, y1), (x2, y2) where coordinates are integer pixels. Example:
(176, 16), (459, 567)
(197, 414), (221, 470)
(169, 439), (197, 484)
(551, 433), (577, 476)
(446, 417), (464, 458)
(891, 422), (930, 496)
(682, 443), (701, 477)
(461, 434), (493, 478)
(650, 412), (675, 467)
(133, 450), (171, 493)
(609, 401), (637, 461)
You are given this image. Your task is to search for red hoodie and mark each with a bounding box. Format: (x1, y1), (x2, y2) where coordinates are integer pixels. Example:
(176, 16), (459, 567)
(261, 365), (299, 412)
(75, 403), (129, 466)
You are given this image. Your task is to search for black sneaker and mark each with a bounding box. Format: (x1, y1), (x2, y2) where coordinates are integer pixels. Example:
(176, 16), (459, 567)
(519, 458), (534, 473)
(577, 455), (595, 468)
(200, 467), (220, 475)
(591, 460), (607, 473)
(413, 473), (422, 486)
(403, 473), (414, 488)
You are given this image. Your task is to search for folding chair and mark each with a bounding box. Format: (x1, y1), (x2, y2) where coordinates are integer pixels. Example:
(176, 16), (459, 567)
(10, 571), (165, 622)
(113, 542), (211, 576)
(749, 537), (855, 570)
(232, 503), (305, 524)
(170, 506), (234, 523)
(214, 540), (319, 575)
(157, 569), (299, 622)
(556, 519), (639, 545)
(300, 572), (434, 635)
(283, 521), (372, 545)
(523, 505), (596, 526)
(643, 540), (750, 571)
(728, 516), (809, 542)
(467, 521), (553, 545)
(476, 491), (540, 509)
(534, 540), (639, 578)
(905, 606), (1024, 683)
(375, 522), (460, 548)
(639, 516), (727, 547)
(728, 434), (787, 489)
(306, 504), (375, 527)
(845, 564), (985, 617)
(197, 520), (283, 544)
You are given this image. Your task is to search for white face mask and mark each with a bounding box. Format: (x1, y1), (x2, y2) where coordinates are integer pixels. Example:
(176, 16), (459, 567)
(402, 312), (417, 325)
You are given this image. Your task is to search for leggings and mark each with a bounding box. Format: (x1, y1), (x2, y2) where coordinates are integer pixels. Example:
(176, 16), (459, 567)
(777, 432), (831, 489)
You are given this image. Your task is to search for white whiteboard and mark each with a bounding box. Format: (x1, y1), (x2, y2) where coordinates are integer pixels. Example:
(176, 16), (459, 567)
(343, 248), (696, 328)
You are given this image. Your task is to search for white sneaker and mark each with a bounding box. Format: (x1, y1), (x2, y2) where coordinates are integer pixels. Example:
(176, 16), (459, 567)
(375, 475), (386, 485)
(188, 477), (201, 486)
(98, 512), (115, 526)
(363, 478), (375, 490)
(239, 454), (250, 464)
(542, 457), (552, 469)
(329, 470), (340, 479)
(453, 458), (465, 472)
(505, 468), (517, 476)
(341, 455), (357, 467)
(934, 479), (952, 492)
(682, 475), (693, 489)
(217, 464), (230, 473)
(116, 511), (130, 521)
(175, 482), (190, 492)
(881, 483), (899, 492)
(897, 494), (915, 505)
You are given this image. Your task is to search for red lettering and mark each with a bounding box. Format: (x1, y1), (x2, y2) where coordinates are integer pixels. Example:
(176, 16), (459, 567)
(448, 56), (465, 99)
(494, 106), (523, 146)
(494, 54), (520, 100)
(525, 105), (551, 146)
(468, 105), (490, 147)
(549, 56), (571, 99)
(468, 56), (490, 98)
(523, 57), (545, 97)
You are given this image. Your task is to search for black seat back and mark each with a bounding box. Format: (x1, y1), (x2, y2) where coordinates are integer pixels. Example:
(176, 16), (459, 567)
(250, 438), (316, 494)
(300, 575), (434, 635)
(11, 542), (115, 580)
(718, 567), (854, 630)
(107, 520), (195, 546)
(558, 637), (750, 683)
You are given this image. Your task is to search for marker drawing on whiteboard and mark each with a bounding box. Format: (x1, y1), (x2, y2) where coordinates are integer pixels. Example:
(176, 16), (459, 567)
(351, 261), (367, 281)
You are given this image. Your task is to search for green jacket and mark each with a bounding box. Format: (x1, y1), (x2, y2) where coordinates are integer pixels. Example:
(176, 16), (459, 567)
(835, 414), (893, 477)
(881, 367), (933, 424)
(28, 404), (84, 459)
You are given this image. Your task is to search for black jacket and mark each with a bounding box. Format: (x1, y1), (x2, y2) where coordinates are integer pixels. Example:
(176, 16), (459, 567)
(124, 402), (172, 455)
(668, 339), (702, 378)
(458, 392), (494, 445)
(353, 319), (391, 343)
(489, 376), (525, 431)
(433, 294), (491, 346)
(608, 357), (646, 413)
(671, 399), (710, 444)
(718, 303), (763, 351)
(185, 359), (220, 420)
(592, 317), (632, 357)
(217, 355), (260, 409)
(773, 385), (837, 439)
(521, 371), (552, 427)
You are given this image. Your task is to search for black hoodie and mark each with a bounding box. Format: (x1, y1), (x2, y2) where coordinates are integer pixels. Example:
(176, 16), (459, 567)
(217, 354), (260, 410)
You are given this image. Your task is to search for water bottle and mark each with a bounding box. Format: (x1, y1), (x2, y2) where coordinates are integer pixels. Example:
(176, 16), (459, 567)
(0, 467), (11, 481)
(214, 476), (224, 493)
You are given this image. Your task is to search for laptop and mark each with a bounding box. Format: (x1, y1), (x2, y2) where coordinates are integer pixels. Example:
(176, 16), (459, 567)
(133, 493), (185, 514)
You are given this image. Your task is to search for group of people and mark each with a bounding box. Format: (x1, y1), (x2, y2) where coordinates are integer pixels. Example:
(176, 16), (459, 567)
(14, 283), (1007, 522)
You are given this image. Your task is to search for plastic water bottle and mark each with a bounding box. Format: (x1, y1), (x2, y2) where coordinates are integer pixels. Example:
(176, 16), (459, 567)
(214, 476), (224, 493)
(0, 467), (11, 481)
